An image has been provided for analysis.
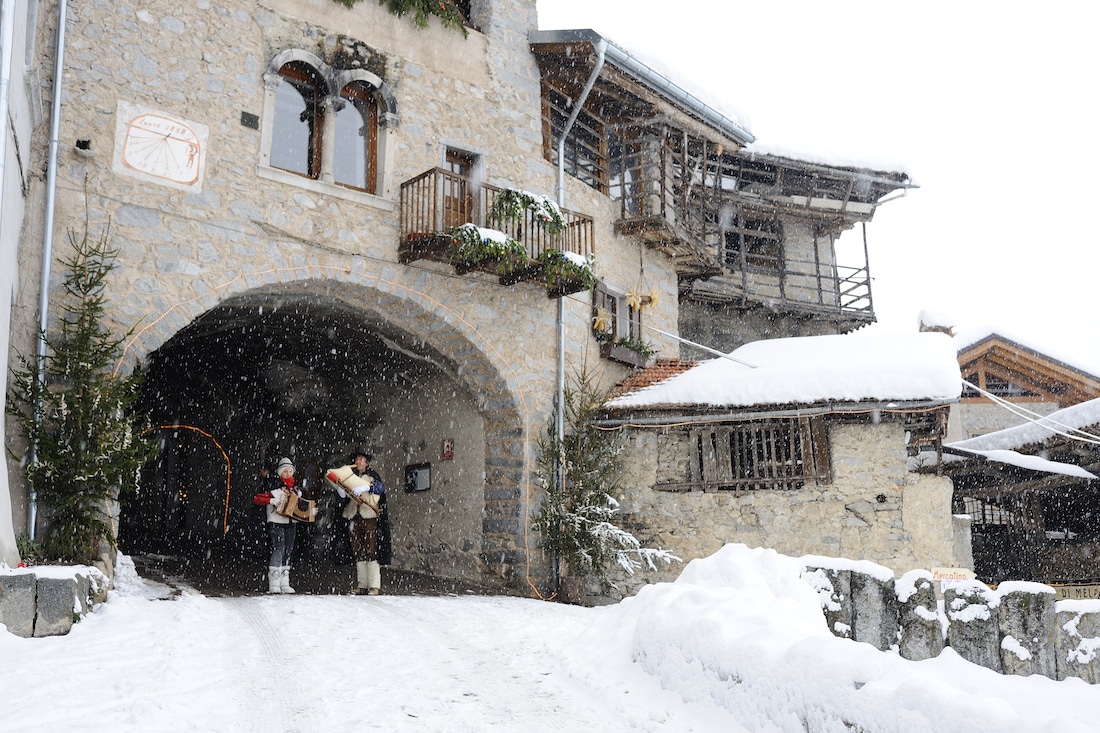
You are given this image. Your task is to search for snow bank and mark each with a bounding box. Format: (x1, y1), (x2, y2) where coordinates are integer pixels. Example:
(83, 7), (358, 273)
(561, 544), (1100, 733)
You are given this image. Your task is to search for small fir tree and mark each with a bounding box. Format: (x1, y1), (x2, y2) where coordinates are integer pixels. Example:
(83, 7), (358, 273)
(7, 217), (153, 563)
(532, 369), (679, 582)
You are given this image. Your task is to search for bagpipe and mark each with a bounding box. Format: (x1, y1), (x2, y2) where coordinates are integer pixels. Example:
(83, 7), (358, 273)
(324, 465), (381, 519)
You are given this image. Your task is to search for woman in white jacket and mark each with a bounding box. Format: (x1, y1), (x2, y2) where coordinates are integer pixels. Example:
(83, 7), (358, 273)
(252, 457), (302, 594)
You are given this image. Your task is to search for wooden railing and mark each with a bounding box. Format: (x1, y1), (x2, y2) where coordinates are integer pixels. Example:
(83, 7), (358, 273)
(609, 129), (874, 322)
(399, 168), (595, 261)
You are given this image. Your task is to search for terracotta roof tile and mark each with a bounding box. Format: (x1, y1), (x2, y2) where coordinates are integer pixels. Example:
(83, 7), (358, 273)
(604, 359), (699, 403)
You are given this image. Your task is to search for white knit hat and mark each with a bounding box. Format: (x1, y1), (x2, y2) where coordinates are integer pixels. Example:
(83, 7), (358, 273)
(275, 457), (294, 474)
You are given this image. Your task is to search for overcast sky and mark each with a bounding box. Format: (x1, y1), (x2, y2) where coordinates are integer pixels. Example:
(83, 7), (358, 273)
(536, 0), (1100, 374)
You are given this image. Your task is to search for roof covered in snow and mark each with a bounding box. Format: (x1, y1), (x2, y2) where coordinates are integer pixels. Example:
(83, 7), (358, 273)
(949, 397), (1100, 454)
(606, 332), (962, 411)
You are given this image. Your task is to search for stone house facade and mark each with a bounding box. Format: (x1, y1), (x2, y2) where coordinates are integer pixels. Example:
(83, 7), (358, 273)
(596, 333), (971, 600)
(5, 0), (921, 595)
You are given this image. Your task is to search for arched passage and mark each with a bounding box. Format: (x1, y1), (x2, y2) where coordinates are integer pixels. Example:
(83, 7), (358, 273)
(120, 280), (536, 593)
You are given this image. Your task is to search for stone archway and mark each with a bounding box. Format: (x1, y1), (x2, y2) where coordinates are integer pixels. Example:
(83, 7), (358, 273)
(119, 277), (540, 593)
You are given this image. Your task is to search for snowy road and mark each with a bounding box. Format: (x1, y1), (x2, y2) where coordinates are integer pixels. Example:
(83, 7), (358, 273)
(1, 570), (735, 733)
(7, 549), (1098, 733)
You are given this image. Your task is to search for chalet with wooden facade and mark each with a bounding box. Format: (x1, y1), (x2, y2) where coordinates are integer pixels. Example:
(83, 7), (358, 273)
(529, 29), (914, 358)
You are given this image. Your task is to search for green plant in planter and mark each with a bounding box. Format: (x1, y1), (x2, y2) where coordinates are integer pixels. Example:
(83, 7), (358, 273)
(447, 224), (528, 276)
(487, 188), (565, 236)
(540, 250), (596, 293)
(611, 336), (657, 359)
(532, 369), (680, 583)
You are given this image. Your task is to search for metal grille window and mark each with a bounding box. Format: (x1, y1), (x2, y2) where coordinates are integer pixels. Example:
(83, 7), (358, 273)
(687, 418), (829, 491)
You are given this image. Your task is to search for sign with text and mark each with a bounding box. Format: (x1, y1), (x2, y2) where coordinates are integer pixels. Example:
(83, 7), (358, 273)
(1053, 585), (1100, 602)
(931, 567), (977, 592)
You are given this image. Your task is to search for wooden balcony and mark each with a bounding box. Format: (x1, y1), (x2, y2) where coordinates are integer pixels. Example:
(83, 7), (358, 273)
(609, 127), (888, 325)
(399, 168), (596, 296)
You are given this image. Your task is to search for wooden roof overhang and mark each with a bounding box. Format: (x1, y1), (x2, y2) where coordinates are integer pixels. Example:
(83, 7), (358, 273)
(529, 31), (914, 222)
(958, 334), (1100, 406)
(529, 29), (754, 152)
(598, 397), (952, 438)
(721, 151), (914, 229)
(943, 450), (1099, 501)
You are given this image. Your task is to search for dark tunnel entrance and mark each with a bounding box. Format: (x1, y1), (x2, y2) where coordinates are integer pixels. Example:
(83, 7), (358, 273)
(121, 290), (490, 594)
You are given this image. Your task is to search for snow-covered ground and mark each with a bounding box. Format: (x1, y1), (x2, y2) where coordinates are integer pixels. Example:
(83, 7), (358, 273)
(3, 545), (1099, 732)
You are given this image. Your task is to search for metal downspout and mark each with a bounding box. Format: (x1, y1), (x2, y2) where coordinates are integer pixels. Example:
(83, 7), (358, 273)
(30, 0), (68, 538)
(553, 39), (605, 587)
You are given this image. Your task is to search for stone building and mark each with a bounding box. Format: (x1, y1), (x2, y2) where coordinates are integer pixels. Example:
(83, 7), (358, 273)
(596, 331), (971, 599)
(4, 0), (920, 594)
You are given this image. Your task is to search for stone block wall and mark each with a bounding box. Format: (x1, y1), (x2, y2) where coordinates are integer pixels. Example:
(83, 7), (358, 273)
(804, 563), (1100, 683)
(0, 567), (110, 638)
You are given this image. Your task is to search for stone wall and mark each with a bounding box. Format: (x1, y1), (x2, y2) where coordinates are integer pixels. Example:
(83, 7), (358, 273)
(0, 567), (110, 638)
(598, 420), (967, 600)
(804, 563), (1100, 683)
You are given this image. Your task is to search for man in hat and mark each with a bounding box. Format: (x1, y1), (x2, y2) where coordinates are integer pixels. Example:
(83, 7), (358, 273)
(339, 451), (391, 595)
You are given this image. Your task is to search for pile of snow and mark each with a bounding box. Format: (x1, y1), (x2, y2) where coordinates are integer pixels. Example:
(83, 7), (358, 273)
(561, 544), (1100, 732)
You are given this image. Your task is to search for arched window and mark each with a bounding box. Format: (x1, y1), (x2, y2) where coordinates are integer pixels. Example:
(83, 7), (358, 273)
(270, 61), (325, 178)
(260, 51), (396, 202)
(333, 81), (379, 193)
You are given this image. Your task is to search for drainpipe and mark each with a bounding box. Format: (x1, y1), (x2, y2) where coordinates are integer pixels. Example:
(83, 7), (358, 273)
(29, 0), (69, 538)
(552, 39), (605, 587)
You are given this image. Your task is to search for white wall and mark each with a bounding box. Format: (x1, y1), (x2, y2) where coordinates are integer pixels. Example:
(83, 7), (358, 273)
(0, 0), (38, 565)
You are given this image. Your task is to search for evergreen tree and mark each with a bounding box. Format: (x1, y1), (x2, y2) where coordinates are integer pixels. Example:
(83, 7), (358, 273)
(532, 369), (678, 581)
(7, 217), (153, 563)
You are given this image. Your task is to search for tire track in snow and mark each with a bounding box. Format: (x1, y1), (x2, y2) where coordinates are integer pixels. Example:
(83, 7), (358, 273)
(225, 597), (308, 733)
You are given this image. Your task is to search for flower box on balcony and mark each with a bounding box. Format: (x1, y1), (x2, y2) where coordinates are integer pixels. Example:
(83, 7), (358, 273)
(599, 341), (649, 368)
(540, 250), (595, 298)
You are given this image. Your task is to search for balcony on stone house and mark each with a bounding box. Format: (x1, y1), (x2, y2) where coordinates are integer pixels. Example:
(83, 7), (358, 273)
(398, 167), (596, 298)
(607, 126), (911, 329)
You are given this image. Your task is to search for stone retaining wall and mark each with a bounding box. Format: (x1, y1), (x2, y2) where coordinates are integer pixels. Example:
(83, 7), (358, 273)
(803, 562), (1100, 683)
(0, 567), (110, 638)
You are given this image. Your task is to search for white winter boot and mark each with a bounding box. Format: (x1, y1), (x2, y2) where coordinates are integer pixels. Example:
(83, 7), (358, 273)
(354, 561), (370, 595)
(267, 567), (280, 594)
(279, 566), (296, 594)
(366, 560), (381, 596)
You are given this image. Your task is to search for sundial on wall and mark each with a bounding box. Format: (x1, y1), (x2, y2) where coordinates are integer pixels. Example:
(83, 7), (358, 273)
(114, 102), (208, 190)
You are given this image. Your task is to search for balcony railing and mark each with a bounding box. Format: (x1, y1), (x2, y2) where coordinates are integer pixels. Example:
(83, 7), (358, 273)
(399, 168), (595, 263)
(608, 128), (874, 323)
